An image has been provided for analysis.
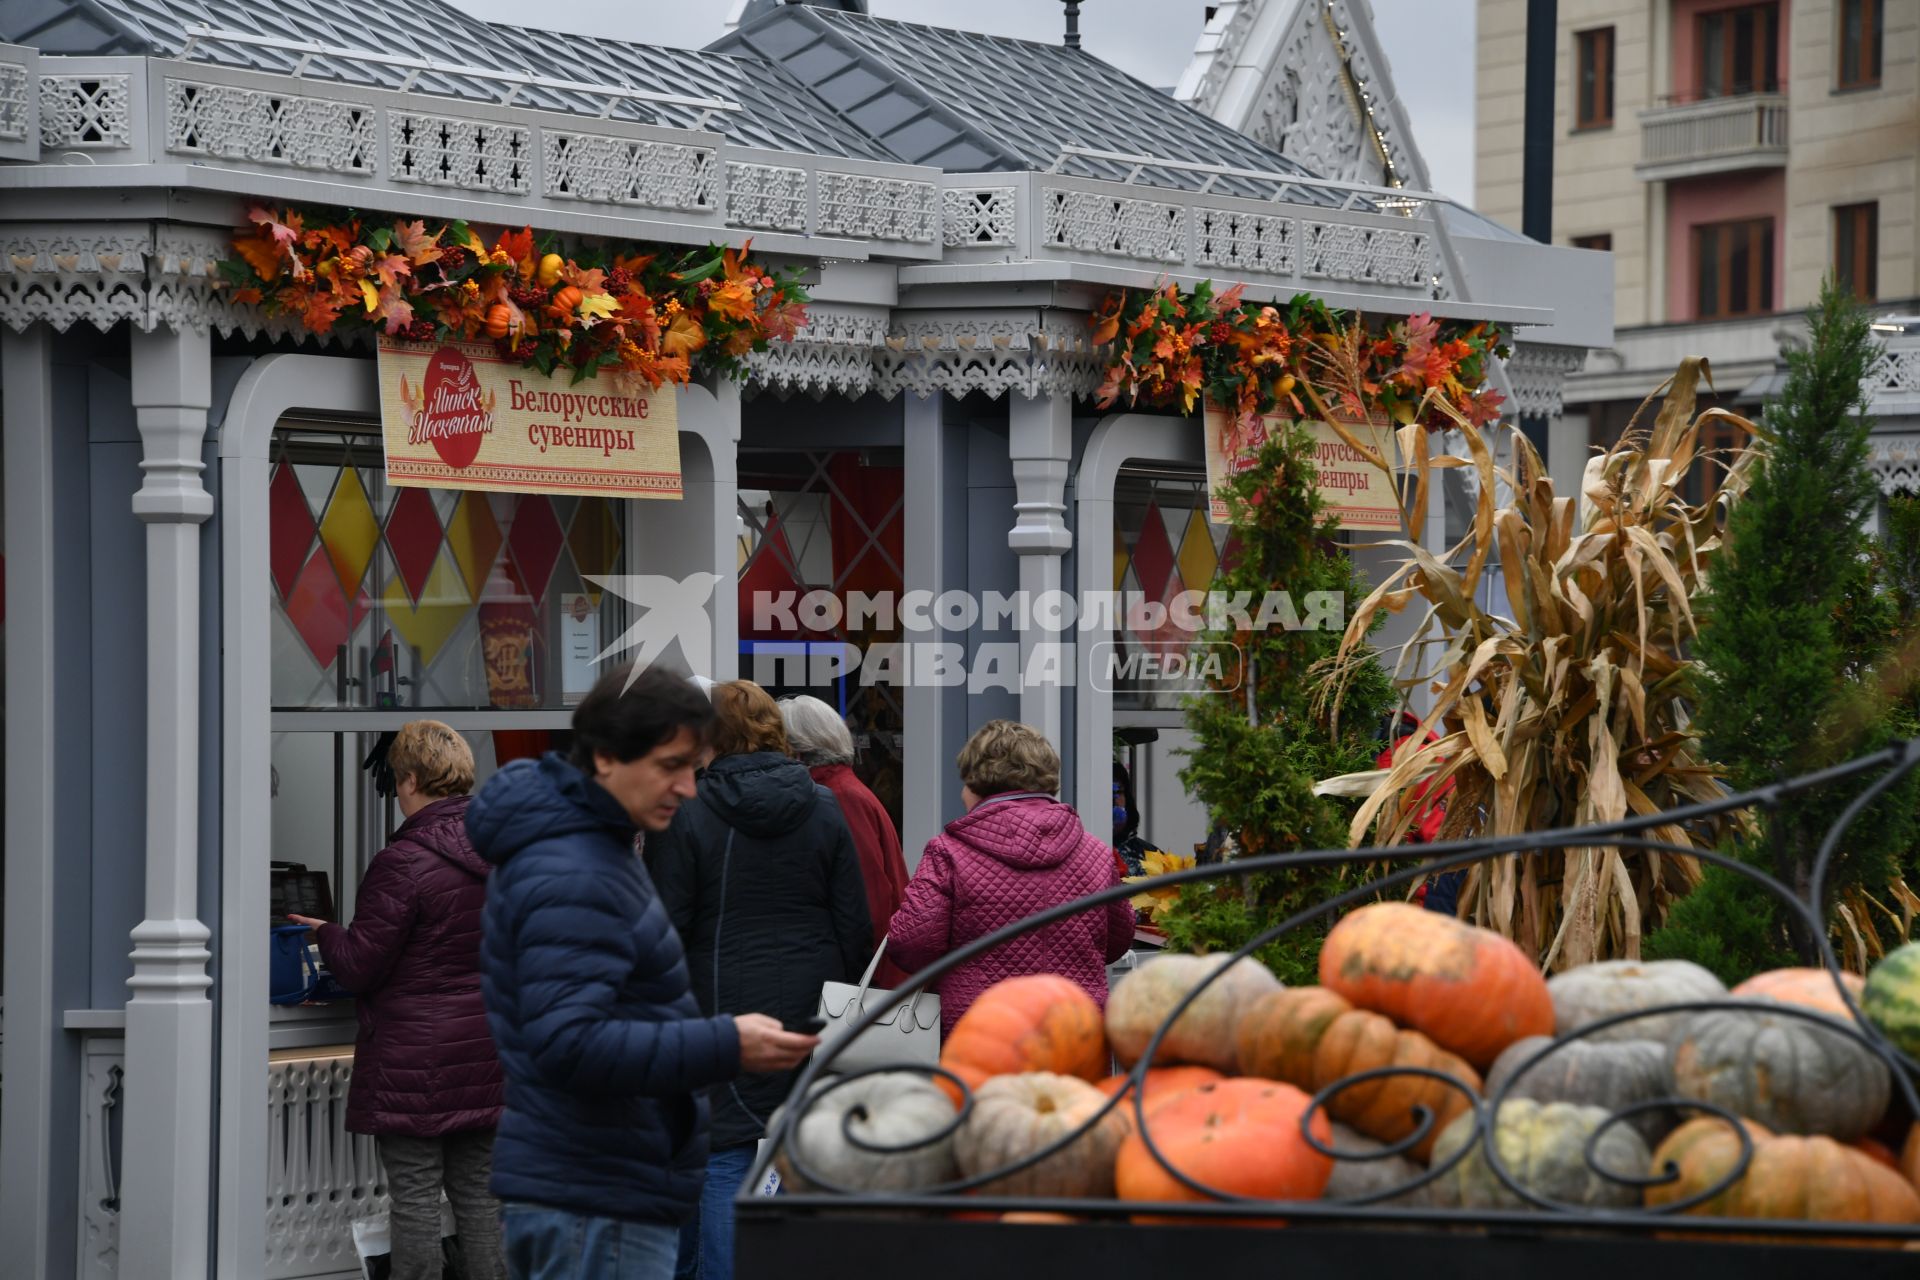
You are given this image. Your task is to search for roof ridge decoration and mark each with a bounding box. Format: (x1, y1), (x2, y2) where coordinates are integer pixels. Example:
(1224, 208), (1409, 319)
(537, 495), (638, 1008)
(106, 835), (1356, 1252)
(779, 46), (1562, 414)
(1174, 0), (1430, 192)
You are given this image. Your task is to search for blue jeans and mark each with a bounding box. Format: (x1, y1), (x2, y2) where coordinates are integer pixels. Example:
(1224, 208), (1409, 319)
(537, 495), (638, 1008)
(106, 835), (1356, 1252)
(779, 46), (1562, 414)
(672, 1146), (758, 1280)
(502, 1203), (680, 1280)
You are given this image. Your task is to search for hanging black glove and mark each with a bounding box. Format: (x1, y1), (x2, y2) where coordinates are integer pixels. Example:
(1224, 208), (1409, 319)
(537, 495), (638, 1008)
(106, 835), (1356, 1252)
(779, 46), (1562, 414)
(362, 731), (399, 798)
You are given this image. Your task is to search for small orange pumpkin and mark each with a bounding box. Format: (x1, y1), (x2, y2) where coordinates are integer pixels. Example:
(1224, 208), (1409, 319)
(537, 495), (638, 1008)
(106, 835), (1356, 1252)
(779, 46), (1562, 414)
(1731, 967), (1866, 1019)
(547, 285), (584, 318)
(1319, 902), (1553, 1068)
(1235, 986), (1480, 1161)
(483, 302), (514, 340)
(1096, 1066), (1225, 1117)
(1115, 1078), (1333, 1225)
(939, 975), (1108, 1103)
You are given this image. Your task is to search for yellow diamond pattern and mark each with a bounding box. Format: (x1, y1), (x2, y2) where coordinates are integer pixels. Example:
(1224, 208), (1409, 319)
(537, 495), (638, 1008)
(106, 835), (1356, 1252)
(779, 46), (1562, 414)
(382, 550), (471, 669)
(1113, 514), (1129, 592)
(1178, 504), (1219, 595)
(319, 467), (380, 599)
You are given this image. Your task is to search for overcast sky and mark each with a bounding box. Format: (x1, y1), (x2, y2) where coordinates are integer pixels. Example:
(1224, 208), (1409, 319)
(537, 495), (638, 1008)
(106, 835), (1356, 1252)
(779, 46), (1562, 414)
(445, 0), (1478, 200)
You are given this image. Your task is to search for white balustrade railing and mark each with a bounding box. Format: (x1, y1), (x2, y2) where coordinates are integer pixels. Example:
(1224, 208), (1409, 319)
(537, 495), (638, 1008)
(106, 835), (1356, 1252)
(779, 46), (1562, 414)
(1636, 93), (1789, 180)
(13, 55), (944, 259)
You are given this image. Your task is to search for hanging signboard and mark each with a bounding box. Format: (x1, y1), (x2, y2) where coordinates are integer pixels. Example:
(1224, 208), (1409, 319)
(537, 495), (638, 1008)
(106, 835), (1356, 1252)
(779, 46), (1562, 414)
(1201, 401), (1403, 530)
(377, 338), (681, 499)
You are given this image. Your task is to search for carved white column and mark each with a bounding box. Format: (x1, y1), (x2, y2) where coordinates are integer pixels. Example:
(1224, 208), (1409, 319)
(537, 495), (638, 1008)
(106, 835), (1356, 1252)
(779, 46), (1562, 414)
(119, 325), (216, 1280)
(1008, 391), (1074, 754)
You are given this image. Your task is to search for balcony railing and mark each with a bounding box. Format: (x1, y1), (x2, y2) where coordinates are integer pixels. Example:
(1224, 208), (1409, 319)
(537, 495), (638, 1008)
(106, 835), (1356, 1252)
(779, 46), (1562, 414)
(1635, 93), (1788, 182)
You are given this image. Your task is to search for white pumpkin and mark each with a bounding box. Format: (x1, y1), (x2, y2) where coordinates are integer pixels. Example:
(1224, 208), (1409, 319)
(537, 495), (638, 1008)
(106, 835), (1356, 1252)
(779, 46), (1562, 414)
(772, 1071), (960, 1194)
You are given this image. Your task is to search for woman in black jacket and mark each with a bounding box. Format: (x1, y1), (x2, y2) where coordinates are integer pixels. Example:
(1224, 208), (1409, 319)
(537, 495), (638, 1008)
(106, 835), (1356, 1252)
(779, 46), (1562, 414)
(649, 679), (870, 1280)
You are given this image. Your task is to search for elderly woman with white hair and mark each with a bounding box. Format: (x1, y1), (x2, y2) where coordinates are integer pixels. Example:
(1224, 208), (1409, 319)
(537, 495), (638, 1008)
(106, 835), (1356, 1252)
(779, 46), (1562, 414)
(780, 696), (909, 973)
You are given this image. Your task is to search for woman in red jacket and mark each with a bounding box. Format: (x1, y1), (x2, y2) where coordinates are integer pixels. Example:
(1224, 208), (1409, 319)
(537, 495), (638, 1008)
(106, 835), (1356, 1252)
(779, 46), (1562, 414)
(780, 695), (913, 986)
(289, 721), (505, 1280)
(889, 721), (1135, 1035)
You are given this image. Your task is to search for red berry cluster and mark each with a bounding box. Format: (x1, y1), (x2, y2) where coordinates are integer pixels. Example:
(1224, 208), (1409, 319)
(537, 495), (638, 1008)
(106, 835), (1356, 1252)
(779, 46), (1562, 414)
(401, 319), (438, 341)
(509, 283), (546, 308)
(605, 267), (632, 292)
(438, 246), (470, 273)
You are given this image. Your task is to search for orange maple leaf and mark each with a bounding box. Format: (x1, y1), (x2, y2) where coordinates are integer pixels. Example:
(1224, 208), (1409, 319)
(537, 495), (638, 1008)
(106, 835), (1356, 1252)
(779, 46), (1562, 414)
(496, 227), (535, 269)
(232, 231), (288, 283)
(393, 220), (443, 267)
(706, 279), (756, 323)
(662, 311), (708, 360)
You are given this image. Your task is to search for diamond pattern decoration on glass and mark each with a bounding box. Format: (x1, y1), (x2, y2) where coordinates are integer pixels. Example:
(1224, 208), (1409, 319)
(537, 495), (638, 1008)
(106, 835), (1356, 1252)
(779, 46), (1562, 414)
(567, 496), (621, 586)
(318, 466), (381, 599)
(384, 485), (443, 605)
(270, 462), (317, 601)
(506, 495), (565, 608)
(1128, 500), (1176, 604)
(1178, 504), (1218, 596)
(284, 546), (368, 668)
(380, 549), (471, 670)
(445, 491), (505, 602)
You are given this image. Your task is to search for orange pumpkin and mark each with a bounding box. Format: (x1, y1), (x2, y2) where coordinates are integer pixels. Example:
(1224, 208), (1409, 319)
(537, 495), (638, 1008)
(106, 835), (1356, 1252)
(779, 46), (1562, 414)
(1858, 1137), (1901, 1171)
(1235, 986), (1480, 1161)
(999, 1211), (1078, 1224)
(1115, 1078), (1333, 1225)
(1096, 1066), (1225, 1117)
(1904, 1125), (1920, 1190)
(939, 975), (1108, 1103)
(1646, 1117), (1920, 1234)
(1731, 968), (1867, 1019)
(547, 285), (584, 318)
(1318, 902), (1553, 1068)
(483, 302), (514, 339)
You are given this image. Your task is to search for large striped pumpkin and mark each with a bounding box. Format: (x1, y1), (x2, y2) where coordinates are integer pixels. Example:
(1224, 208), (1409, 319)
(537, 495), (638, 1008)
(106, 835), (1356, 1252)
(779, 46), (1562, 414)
(1318, 902), (1553, 1068)
(1234, 985), (1480, 1161)
(1863, 942), (1920, 1059)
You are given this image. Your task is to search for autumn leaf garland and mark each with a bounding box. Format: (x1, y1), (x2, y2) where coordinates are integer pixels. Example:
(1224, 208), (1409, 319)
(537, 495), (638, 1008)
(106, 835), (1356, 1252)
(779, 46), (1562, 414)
(220, 204), (810, 389)
(1091, 282), (1507, 436)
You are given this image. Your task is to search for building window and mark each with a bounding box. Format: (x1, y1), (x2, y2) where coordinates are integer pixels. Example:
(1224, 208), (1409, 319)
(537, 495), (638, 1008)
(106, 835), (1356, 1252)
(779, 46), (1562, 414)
(1572, 233), (1614, 252)
(1839, 0), (1883, 90)
(1694, 218), (1774, 318)
(1835, 203), (1879, 301)
(1576, 28), (1615, 127)
(1698, 3), (1780, 99)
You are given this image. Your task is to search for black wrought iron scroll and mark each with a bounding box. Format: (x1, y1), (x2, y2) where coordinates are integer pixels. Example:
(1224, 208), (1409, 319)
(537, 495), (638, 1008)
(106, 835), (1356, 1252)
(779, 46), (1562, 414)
(748, 737), (1920, 1243)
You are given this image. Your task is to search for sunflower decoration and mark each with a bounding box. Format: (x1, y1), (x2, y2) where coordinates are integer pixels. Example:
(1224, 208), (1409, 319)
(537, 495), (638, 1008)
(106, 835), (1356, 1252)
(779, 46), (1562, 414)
(1125, 847), (1198, 924)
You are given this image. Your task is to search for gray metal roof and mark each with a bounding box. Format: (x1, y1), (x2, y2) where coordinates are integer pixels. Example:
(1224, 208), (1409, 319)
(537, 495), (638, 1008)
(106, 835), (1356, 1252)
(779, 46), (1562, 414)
(712, 6), (1343, 204)
(0, 0), (895, 160)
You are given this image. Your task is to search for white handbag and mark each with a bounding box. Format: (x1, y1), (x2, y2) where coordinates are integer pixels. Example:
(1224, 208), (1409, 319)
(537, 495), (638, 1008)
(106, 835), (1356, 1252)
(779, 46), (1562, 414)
(814, 938), (940, 1075)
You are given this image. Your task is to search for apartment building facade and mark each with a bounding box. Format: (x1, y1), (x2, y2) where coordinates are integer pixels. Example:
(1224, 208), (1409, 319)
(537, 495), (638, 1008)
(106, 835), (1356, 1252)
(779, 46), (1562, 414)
(1477, 0), (1920, 499)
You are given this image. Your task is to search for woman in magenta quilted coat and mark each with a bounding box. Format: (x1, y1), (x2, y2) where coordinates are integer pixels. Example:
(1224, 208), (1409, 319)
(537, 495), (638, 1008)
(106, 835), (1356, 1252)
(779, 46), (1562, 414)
(889, 721), (1136, 1035)
(290, 721), (505, 1280)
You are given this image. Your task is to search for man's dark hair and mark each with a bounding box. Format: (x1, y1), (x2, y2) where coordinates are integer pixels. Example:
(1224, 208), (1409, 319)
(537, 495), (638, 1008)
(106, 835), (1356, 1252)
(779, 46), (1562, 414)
(568, 665), (715, 771)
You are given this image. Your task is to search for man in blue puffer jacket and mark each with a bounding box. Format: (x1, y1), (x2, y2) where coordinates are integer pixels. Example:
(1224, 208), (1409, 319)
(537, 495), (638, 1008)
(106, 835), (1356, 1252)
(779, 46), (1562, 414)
(468, 665), (818, 1280)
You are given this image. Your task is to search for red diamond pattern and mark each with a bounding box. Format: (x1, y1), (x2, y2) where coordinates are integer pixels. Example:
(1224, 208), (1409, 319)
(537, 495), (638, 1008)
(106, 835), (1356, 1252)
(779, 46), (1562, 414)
(1128, 499), (1176, 603)
(269, 463), (317, 601)
(506, 495), (565, 607)
(284, 547), (369, 667)
(384, 487), (443, 605)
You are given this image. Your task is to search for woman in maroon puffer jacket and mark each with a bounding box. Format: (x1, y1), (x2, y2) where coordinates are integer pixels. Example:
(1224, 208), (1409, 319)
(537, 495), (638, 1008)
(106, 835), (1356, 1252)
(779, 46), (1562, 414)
(289, 720), (505, 1280)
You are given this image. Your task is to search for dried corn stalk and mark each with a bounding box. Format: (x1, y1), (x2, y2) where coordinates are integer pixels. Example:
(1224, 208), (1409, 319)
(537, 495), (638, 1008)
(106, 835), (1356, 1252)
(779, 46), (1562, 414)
(1311, 357), (1757, 969)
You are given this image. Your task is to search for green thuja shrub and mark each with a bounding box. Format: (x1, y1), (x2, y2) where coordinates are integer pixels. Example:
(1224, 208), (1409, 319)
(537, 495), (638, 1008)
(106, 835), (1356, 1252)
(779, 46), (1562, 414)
(1165, 425), (1396, 982)
(1647, 281), (1920, 980)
